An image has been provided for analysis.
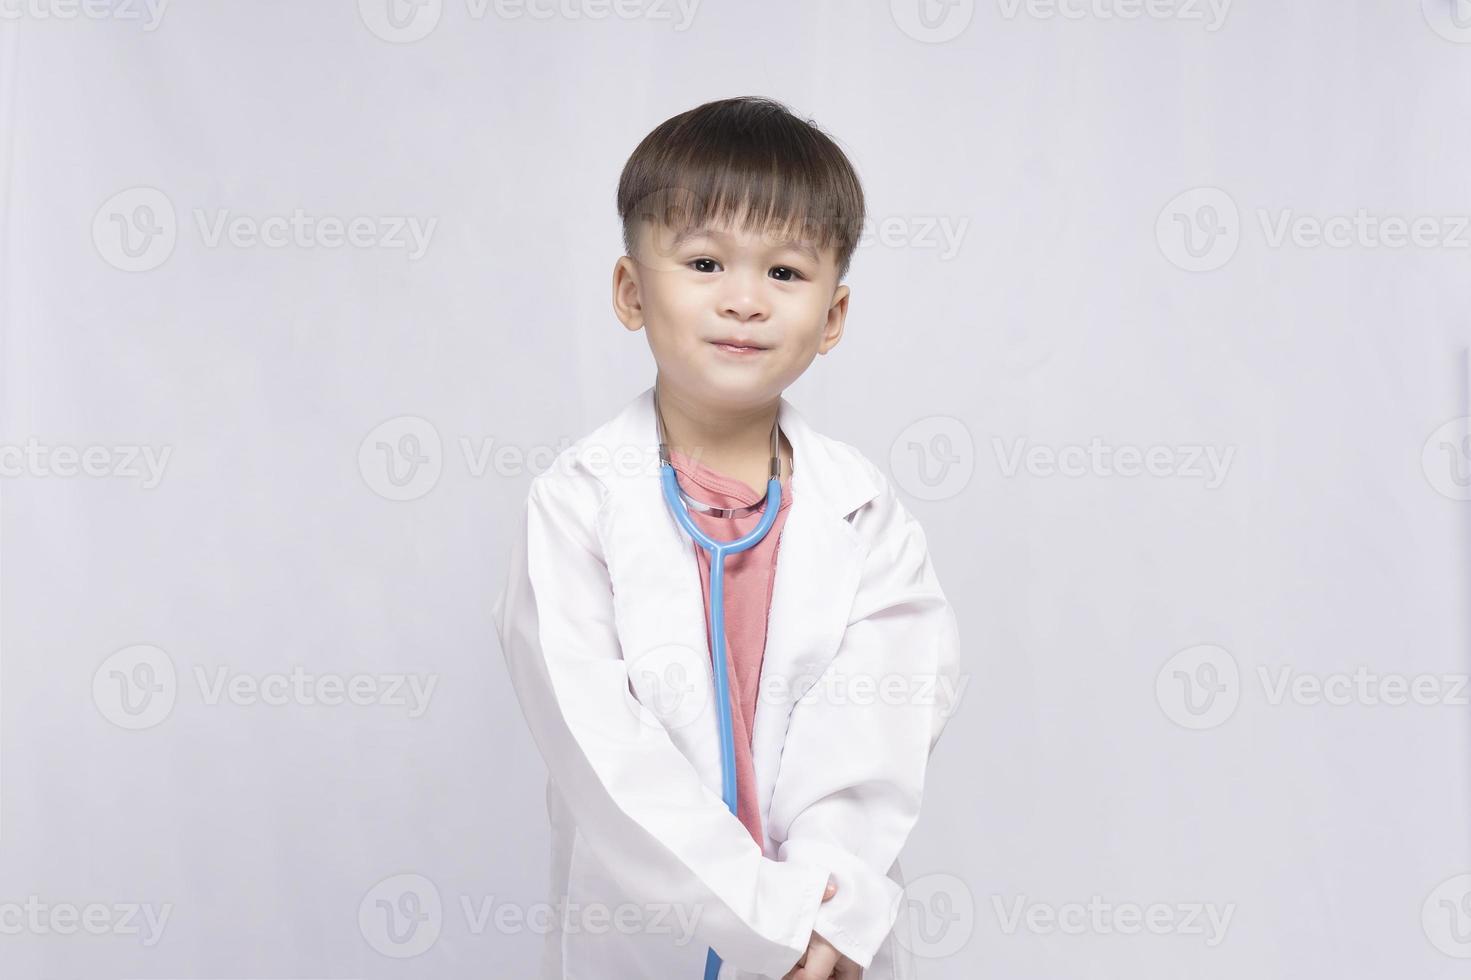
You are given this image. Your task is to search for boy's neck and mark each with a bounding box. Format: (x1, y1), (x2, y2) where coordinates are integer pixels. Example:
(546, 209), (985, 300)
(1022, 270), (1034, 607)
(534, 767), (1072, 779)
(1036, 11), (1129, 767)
(655, 379), (793, 484)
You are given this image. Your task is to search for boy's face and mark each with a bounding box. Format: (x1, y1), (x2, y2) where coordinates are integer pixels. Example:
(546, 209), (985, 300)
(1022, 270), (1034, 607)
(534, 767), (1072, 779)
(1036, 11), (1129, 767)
(613, 210), (850, 411)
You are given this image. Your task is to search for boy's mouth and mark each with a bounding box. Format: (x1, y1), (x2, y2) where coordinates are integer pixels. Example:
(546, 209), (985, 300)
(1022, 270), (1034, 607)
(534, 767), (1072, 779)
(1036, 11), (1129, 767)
(710, 338), (769, 354)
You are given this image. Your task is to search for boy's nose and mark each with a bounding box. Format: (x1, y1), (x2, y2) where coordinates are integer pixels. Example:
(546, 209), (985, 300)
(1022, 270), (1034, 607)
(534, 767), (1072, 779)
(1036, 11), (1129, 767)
(717, 265), (772, 321)
(719, 290), (769, 322)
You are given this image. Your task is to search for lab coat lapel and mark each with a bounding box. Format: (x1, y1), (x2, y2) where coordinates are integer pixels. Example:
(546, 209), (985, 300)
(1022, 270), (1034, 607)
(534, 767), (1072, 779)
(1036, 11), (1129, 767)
(750, 400), (872, 855)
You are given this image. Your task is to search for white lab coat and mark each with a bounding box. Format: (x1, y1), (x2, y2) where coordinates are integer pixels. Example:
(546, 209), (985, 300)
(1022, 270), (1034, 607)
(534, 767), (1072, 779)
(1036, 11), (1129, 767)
(491, 385), (962, 979)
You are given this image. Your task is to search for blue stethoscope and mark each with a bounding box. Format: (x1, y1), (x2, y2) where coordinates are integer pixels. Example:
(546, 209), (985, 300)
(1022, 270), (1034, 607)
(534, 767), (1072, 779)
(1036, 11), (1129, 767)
(654, 385), (785, 980)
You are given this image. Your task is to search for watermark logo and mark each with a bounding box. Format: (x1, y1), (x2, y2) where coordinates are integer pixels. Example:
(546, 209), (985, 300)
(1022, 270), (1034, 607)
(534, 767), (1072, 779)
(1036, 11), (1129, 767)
(890, 415), (975, 501)
(1258, 666), (1467, 708)
(0, 896), (172, 944)
(891, 0), (975, 43)
(93, 646), (438, 729)
(1423, 417), (1471, 500)
(1424, 873), (1471, 957)
(192, 208), (436, 259)
(779, 669), (971, 719)
(1422, 0), (1471, 43)
(993, 894), (1235, 946)
(993, 437), (1236, 488)
(461, 893), (702, 941)
(92, 644), (178, 730)
(193, 666), (438, 717)
(482, 0), (700, 28)
(1156, 187), (1240, 272)
(858, 214), (971, 261)
(360, 873), (443, 958)
(1158, 644), (1468, 729)
(996, 0), (1231, 30)
(358, 0), (700, 40)
(1160, 187), (1471, 269)
(358, 0), (443, 42)
(893, 872), (976, 959)
(627, 643), (971, 732)
(93, 186), (438, 269)
(625, 643), (711, 732)
(93, 187), (177, 272)
(0, 0), (169, 29)
(1257, 209), (1470, 250)
(0, 438), (172, 488)
(1155, 643), (1239, 730)
(359, 872), (704, 953)
(361, 424), (691, 497)
(360, 416), (444, 501)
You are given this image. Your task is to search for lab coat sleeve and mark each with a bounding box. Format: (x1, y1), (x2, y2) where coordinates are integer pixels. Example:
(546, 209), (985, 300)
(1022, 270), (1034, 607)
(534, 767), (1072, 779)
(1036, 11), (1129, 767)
(491, 470), (833, 978)
(767, 467), (963, 970)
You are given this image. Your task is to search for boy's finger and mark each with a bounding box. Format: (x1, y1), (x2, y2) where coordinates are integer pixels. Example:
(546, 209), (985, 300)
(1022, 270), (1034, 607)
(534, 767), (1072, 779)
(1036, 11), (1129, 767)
(794, 944), (837, 980)
(781, 950), (810, 980)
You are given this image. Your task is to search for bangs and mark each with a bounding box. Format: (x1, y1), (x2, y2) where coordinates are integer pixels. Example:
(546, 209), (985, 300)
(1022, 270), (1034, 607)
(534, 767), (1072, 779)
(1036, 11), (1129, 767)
(617, 97), (866, 280)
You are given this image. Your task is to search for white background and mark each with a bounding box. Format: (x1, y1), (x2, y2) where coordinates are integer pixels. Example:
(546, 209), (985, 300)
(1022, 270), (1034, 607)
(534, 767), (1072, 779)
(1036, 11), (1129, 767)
(2, 1), (1470, 977)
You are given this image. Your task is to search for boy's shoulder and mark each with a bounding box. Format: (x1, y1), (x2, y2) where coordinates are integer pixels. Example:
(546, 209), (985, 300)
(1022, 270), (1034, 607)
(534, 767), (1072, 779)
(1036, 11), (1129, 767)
(523, 390), (657, 506)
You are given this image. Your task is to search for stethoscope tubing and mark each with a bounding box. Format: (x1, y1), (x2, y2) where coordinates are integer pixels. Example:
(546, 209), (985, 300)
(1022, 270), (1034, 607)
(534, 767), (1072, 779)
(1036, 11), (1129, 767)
(658, 464), (783, 980)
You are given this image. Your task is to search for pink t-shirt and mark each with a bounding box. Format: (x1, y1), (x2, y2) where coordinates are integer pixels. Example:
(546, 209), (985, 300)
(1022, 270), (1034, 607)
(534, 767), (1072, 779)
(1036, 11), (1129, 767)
(667, 447), (793, 849)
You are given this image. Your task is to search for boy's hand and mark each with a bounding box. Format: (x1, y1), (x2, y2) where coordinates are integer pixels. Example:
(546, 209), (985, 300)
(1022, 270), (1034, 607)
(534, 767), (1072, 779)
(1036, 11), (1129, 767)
(782, 878), (861, 979)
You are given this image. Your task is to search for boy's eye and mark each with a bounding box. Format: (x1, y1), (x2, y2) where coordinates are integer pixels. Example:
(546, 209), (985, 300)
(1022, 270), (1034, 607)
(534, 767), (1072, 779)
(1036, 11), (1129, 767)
(687, 258), (805, 281)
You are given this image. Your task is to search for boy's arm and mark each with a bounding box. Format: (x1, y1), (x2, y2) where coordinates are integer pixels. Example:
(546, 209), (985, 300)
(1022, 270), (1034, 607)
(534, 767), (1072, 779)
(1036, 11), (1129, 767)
(767, 466), (964, 971)
(492, 471), (832, 978)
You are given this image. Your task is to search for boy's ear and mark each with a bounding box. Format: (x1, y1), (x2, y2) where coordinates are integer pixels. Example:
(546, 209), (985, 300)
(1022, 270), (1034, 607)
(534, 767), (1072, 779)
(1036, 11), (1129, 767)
(612, 254), (645, 333)
(818, 283), (850, 355)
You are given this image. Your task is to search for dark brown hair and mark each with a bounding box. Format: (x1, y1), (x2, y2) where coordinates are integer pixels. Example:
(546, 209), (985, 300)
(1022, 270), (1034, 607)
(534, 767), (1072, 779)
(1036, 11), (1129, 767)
(616, 96), (866, 283)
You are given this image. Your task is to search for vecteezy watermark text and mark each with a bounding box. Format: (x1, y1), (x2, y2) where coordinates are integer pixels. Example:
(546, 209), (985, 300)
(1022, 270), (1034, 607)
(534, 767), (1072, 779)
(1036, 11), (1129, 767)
(357, 0), (701, 43)
(996, 0), (1231, 30)
(992, 894), (1235, 946)
(1156, 643), (1470, 730)
(0, 896), (172, 945)
(0, 0), (168, 29)
(92, 644), (439, 729)
(93, 187), (438, 272)
(358, 873), (703, 958)
(993, 437), (1236, 488)
(0, 439), (171, 488)
(1158, 186), (1471, 271)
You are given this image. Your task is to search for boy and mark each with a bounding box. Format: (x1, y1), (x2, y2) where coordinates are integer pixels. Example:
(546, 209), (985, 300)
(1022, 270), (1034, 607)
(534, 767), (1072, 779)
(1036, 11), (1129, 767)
(492, 96), (961, 979)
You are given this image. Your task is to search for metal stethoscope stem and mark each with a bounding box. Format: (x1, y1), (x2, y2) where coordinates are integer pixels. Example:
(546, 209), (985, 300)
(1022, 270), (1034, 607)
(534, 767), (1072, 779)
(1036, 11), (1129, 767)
(654, 385), (784, 980)
(655, 386), (786, 515)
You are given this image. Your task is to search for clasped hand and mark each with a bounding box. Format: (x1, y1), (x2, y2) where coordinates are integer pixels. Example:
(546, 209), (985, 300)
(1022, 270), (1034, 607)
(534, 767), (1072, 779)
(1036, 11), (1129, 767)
(781, 877), (861, 979)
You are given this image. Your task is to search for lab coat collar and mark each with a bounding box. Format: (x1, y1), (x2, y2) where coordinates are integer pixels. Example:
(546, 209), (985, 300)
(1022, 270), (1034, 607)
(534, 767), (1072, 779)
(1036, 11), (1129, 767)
(584, 384), (880, 521)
